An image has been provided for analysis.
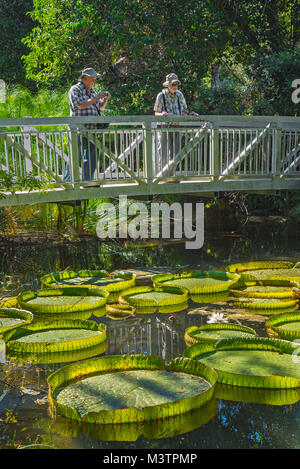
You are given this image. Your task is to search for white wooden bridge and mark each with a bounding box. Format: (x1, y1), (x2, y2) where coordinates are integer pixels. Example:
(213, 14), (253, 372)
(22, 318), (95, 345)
(0, 115), (299, 206)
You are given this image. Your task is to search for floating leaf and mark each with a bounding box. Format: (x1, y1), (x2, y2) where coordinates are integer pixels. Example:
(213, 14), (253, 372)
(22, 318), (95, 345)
(48, 354), (217, 424)
(152, 270), (239, 294)
(2, 319), (107, 354)
(184, 323), (257, 346)
(184, 337), (300, 389)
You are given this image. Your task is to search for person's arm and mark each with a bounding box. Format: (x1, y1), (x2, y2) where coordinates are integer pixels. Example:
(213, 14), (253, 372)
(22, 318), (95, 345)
(76, 92), (109, 110)
(179, 92), (199, 116)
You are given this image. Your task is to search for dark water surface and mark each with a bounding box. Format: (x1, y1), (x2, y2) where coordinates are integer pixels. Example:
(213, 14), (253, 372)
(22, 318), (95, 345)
(0, 220), (299, 449)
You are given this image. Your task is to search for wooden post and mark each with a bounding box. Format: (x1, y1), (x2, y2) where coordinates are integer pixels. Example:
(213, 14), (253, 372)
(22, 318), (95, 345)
(143, 122), (153, 179)
(70, 131), (80, 183)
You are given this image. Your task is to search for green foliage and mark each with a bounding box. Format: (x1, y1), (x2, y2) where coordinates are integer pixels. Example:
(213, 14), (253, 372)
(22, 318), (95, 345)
(0, 0), (35, 85)
(0, 169), (53, 199)
(18, 0), (299, 116)
(247, 46), (300, 115)
(0, 86), (69, 118)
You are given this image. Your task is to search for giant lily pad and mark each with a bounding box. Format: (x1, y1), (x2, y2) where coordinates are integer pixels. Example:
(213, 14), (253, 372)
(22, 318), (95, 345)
(17, 287), (109, 315)
(7, 340), (108, 364)
(0, 307), (33, 336)
(226, 261), (300, 282)
(48, 354), (217, 424)
(229, 279), (300, 299)
(105, 304), (136, 320)
(184, 337), (300, 389)
(184, 323), (257, 346)
(152, 270), (239, 295)
(119, 285), (188, 313)
(40, 270), (136, 293)
(266, 311), (300, 341)
(233, 297), (298, 310)
(2, 319), (107, 354)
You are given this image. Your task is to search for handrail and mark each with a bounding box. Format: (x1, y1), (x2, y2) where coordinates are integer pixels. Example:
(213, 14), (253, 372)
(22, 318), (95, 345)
(0, 115), (299, 128)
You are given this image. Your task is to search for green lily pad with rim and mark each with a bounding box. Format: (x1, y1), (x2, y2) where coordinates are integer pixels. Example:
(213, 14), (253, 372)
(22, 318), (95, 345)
(184, 336), (300, 389)
(226, 261), (300, 283)
(48, 354), (217, 424)
(40, 270), (136, 293)
(105, 303), (136, 320)
(266, 311), (300, 341)
(229, 279), (300, 299)
(7, 340), (108, 365)
(119, 285), (189, 313)
(2, 319), (107, 354)
(0, 307), (33, 336)
(17, 287), (109, 315)
(233, 297), (298, 310)
(152, 270), (240, 295)
(184, 323), (257, 346)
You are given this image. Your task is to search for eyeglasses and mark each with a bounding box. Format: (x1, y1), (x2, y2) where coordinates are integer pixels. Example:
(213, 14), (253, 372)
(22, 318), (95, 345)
(170, 83), (179, 87)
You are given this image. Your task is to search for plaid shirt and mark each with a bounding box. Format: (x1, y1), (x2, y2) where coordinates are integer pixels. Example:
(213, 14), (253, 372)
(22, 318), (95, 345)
(154, 89), (187, 116)
(69, 81), (101, 129)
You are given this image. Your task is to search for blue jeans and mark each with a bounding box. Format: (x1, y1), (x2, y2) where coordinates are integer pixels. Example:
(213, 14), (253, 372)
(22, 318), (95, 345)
(65, 135), (97, 182)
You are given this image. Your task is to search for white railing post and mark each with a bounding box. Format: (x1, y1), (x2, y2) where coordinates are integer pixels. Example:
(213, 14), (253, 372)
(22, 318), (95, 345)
(22, 116), (33, 174)
(272, 126), (282, 177)
(70, 131), (80, 183)
(143, 122), (153, 180)
(210, 126), (219, 178)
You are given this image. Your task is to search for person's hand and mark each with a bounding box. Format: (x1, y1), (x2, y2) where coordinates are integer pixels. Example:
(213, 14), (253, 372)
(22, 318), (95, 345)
(189, 111), (199, 117)
(161, 111), (168, 116)
(96, 91), (110, 100)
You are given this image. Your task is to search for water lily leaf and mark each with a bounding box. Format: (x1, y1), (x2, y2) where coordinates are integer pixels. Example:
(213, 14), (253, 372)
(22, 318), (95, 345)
(2, 319), (107, 354)
(184, 337), (300, 389)
(226, 261), (300, 282)
(152, 270), (239, 294)
(119, 285), (188, 313)
(0, 307), (33, 336)
(48, 354), (217, 424)
(184, 323), (257, 346)
(266, 311), (300, 341)
(40, 270), (136, 293)
(17, 287), (109, 315)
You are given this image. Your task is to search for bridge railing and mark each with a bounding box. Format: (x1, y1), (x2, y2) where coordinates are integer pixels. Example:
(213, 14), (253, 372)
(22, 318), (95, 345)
(0, 115), (299, 187)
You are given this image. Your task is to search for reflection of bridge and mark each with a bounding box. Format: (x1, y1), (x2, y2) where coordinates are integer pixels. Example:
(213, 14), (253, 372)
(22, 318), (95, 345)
(0, 115), (299, 207)
(107, 317), (181, 362)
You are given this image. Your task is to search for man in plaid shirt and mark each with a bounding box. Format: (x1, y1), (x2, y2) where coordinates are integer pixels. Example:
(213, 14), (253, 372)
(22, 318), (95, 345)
(65, 67), (111, 182)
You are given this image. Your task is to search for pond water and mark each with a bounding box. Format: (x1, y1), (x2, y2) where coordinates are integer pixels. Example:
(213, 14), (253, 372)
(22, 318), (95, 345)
(0, 218), (299, 449)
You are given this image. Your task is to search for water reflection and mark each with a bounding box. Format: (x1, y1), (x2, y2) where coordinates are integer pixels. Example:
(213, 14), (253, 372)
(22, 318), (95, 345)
(34, 398), (219, 442)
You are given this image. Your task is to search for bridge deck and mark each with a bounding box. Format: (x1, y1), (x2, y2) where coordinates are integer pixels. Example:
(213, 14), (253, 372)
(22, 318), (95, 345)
(0, 115), (299, 206)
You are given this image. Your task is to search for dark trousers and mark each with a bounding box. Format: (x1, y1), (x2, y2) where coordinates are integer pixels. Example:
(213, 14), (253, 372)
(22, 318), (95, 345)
(65, 135), (97, 182)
